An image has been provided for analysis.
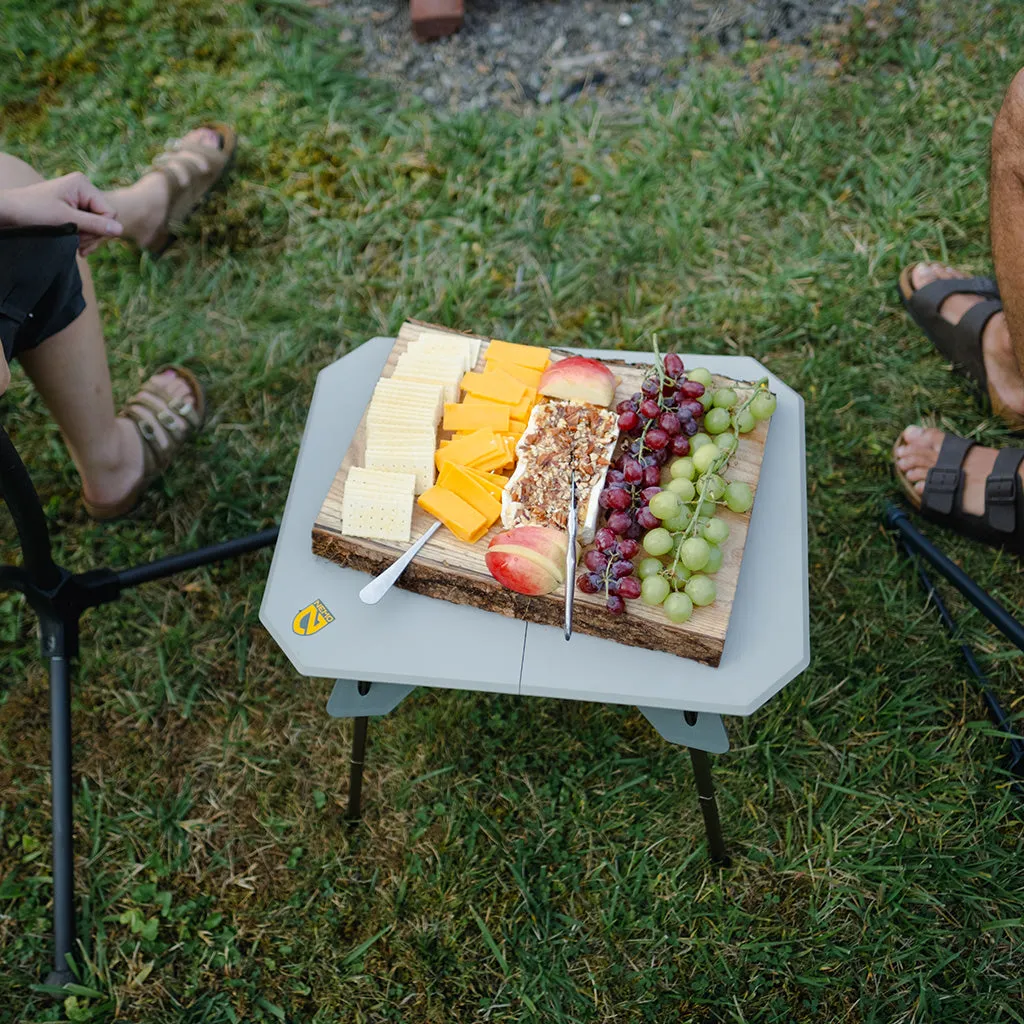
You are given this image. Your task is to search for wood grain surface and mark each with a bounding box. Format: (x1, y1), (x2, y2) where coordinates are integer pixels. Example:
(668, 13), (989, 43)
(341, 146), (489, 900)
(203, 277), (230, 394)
(312, 321), (770, 666)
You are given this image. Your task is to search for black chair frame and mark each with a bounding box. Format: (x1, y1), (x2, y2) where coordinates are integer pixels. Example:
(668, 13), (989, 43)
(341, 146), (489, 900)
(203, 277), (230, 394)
(1, 422), (277, 986)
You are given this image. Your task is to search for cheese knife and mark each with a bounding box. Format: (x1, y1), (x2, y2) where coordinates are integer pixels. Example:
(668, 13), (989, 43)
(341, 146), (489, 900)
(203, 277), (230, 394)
(359, 520), (443, 605)
(564, 472), (578, 640)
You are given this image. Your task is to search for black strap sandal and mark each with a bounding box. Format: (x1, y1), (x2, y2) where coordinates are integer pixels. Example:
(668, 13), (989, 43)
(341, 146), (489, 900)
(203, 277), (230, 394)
(895, 432), (1024, 556)
(897, 265), (1002, 397)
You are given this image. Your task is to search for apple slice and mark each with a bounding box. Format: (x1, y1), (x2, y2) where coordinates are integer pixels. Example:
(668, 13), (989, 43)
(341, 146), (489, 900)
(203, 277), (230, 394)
(538, 356), (616, 408)
(485, 525), (569, 596)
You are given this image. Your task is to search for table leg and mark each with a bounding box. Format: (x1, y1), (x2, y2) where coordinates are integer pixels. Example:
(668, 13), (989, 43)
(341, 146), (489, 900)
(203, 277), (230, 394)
(688, 747), (730, 867)
(346, 715), (369, 823)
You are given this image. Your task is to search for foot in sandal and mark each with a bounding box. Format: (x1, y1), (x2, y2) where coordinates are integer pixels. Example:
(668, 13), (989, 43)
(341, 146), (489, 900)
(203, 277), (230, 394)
(82, 367), (205, 521)
(105, 124), (236, 255)
(893, 424), (1024, 554)
(898, 262), (1024, 429)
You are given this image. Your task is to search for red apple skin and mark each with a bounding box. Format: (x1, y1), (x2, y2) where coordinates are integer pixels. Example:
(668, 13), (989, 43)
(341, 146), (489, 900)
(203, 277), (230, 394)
(490, 525), (568, 560)
(538, 356), (617, 408)
(486, 525), (569, 596)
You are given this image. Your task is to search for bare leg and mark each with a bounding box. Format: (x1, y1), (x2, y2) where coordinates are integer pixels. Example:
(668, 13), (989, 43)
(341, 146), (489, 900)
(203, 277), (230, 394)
(893, 68), (1024, 502)
(0, 152), (195, 508)
(991, 69), (1024, 403)
(103, 127), (221, 249)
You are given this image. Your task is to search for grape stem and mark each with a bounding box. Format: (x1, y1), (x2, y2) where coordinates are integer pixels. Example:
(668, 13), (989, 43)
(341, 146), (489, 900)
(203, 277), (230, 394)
(665, 377), (772, 582)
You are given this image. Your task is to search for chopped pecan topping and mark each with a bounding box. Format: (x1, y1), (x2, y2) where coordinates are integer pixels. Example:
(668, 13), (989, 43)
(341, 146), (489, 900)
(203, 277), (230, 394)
(507, 400), (619, 530)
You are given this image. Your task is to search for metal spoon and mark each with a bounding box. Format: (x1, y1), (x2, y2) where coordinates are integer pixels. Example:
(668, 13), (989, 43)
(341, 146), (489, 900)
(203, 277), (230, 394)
(358, 520), (443, 605)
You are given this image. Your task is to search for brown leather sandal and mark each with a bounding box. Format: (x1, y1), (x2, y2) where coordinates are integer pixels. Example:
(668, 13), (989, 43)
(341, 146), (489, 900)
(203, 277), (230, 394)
(83, 367), (206, 521)
(893, 431), (1024, 556)
(143, 122), (237, 257)
(896, 264), (1024, 431)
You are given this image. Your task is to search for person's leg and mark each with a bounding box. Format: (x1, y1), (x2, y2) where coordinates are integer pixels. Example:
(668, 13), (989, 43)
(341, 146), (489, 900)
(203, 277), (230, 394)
(894, 68), (1024, 515)
(0, 153), (195, 508)
(989, 68), (1024, 416)
(103, 127), (221, 250)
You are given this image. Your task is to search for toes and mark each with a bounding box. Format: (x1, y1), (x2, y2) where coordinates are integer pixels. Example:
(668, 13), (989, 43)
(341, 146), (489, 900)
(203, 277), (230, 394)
(904, 466), (930, 484)
(183, 127), (221, 150)
(909, 262), (971, 290)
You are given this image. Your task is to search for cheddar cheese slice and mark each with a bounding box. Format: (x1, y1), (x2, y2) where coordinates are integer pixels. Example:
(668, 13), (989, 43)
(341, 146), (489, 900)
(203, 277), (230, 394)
(434, 428), (504, 471)
(460, 466), (506, 501)
(460, 369), (526, 406)
(469, 445), (514, 473)
(510, 389), (537, 423)
(418, 486), (489, 543)
(442, 402), (510, 433)
(484, 357), (545, 389)
(437, 464), (502, 523)
(485, 338), (551, 370)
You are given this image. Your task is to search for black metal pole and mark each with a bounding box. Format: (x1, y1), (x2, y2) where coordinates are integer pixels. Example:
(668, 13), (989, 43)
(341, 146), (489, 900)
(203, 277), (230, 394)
(45, 654), (76, 987)
(901, 541), (1024, 790)
(884, 505), (1024, 653)
(0, 424), (60, 590)
(114, 528), (278, 590)
(689, 748), (729, 867)
(346, 717), (369, 823)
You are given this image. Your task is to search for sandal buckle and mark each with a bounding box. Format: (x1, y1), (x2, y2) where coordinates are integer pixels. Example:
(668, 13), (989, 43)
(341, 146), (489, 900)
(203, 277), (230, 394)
(985, 474), (1017, 533)
(923, 466), (960, 515)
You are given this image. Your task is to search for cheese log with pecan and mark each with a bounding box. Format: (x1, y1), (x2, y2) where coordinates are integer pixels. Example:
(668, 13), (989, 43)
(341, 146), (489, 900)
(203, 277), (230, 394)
(501, 400), (619, 544)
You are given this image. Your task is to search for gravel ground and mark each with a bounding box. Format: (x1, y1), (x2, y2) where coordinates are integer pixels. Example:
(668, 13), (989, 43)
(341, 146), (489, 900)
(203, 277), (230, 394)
(334, 0), (866, 112)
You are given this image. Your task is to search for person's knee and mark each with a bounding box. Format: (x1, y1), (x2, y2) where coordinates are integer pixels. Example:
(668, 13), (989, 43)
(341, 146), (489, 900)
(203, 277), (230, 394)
(993, 69), (1024, 161)
(0, 153), (45, 189)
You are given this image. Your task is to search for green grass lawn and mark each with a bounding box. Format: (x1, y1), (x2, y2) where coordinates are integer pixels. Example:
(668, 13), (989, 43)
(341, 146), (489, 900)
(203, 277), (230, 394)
(2, 0), (1024, 1020)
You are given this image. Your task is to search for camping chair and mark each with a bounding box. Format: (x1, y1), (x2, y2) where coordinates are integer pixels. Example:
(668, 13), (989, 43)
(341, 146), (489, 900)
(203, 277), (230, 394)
(884, 505), (1024, 792)
(0, 420), (277, 986)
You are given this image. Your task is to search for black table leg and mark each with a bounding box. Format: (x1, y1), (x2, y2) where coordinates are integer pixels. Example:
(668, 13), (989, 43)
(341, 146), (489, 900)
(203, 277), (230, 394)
(346, 715), (369, 823)
(689, 747), (730, 867)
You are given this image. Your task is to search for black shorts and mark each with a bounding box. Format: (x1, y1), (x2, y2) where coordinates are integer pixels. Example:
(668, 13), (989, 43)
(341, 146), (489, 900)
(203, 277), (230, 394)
(0, 224), (86, 364)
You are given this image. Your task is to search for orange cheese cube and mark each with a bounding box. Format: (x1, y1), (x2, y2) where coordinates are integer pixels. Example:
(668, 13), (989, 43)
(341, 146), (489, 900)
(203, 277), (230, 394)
(460, 369), (526, 406)
(460, 466), (506, 501)
(418, 486), (489, 543)
(486, 338), (551, 370)
(437, 464), (502, 523)
(443, 402), (510, 433)
(435, 428), (504, 471)
(484, 357), (544, 389)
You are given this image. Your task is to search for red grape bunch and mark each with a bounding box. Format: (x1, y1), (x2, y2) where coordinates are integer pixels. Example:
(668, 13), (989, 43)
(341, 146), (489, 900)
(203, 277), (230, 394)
(576, 530), (642, 614)
(598, 351), (708, 541)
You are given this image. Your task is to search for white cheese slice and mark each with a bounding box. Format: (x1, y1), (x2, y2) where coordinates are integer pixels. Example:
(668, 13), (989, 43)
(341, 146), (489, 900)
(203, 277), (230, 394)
(365, 428), (437, 448)
(408, 335), (474, 372)
(372, 379), (444, 422)
(391, 370), (461, 405)
(345, 467), (417, 492)
(341, 493), (414, 543)
(364, 445), (435, 494)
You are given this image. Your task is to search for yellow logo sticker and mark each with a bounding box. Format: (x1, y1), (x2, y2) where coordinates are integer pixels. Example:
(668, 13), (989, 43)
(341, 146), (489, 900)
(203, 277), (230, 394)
(292, 599), (335, 636)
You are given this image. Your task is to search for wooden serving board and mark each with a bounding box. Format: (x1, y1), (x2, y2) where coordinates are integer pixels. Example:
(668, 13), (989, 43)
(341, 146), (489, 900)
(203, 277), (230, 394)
(312, 321), (770, 667)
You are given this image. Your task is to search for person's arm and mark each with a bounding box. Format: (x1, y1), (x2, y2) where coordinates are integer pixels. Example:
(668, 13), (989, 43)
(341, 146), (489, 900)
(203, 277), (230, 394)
(0, 348), (10, 398)
(0, 172), (123, 255)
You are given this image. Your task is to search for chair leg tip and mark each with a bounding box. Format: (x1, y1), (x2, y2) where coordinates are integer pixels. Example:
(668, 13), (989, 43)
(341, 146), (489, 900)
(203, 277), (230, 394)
(44, 967), (76, 992)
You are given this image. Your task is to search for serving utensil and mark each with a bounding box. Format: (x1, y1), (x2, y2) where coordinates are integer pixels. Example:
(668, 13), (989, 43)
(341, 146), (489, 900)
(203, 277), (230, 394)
(359, 520), (443, 605)
(564, 472), (578, 640)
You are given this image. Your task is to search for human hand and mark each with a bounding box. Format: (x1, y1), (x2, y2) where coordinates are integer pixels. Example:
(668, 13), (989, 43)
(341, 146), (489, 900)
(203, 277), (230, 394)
(0, 172), (123, 256)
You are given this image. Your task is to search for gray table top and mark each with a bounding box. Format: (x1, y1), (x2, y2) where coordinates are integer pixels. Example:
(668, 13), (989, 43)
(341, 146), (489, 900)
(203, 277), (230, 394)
(260, 337), (809, 716)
